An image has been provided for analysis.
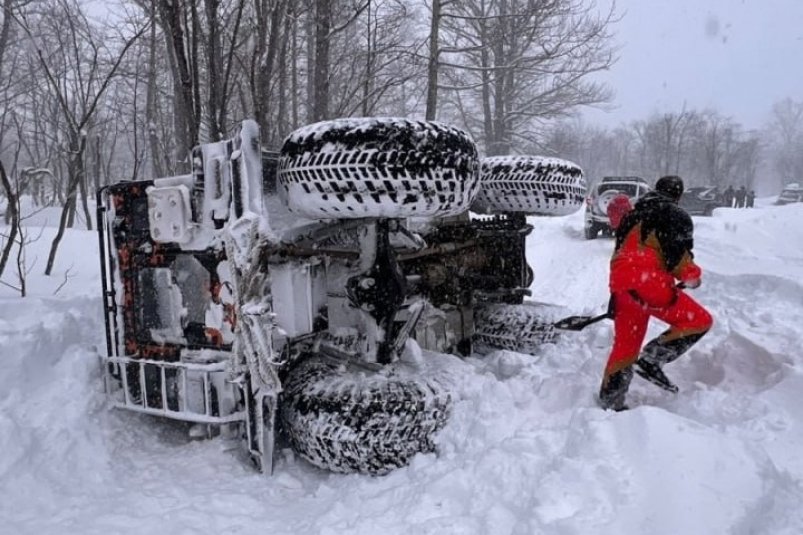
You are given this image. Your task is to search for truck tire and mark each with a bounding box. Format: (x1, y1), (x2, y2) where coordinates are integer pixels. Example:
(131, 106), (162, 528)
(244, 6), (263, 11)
(277, 118), (480, 219)
(471, 156), (586, 216)
(584, 222), (599, 240)
(473, 302), (567, 354)
(596, 189), (622, 215)
(280, 355), (452, 475)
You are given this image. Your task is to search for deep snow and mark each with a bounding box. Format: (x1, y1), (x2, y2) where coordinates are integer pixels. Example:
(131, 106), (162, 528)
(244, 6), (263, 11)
(2, 197), (803, 534)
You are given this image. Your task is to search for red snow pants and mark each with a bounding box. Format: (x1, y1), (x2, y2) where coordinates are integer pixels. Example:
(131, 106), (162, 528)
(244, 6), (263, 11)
(603, 284), (713, 378)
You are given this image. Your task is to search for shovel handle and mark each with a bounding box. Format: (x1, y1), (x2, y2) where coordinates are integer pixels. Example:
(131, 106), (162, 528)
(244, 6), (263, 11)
(555, 282), (688, 332)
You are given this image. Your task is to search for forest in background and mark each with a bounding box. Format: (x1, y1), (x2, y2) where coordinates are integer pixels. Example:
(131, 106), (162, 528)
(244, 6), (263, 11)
(1, 0), (802, 285)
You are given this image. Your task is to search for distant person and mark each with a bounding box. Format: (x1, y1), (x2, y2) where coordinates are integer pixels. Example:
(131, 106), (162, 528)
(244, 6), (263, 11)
(734, 186), (747, 208)
(598, 175), (713, 411)
(723, 185), (735, 208)
(746, 190), (756, 208)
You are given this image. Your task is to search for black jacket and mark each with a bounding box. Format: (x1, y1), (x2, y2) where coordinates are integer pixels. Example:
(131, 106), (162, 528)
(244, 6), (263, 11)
(614, 191), (696, 275)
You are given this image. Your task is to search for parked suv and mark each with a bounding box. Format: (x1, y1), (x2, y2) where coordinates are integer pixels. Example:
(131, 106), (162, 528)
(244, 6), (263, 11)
(584, 176), (651, 239)
(776, 183), (803, 205)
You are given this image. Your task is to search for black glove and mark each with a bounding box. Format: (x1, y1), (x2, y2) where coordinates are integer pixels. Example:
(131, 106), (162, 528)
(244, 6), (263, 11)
(606, 293), (616, 319)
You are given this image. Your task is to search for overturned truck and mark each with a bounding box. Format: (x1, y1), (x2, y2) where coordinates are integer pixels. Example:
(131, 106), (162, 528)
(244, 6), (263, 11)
(97, 118), (585, 475)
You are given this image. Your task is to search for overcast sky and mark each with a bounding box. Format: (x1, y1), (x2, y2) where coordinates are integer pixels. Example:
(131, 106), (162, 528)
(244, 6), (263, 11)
(583, 0), (803, 130)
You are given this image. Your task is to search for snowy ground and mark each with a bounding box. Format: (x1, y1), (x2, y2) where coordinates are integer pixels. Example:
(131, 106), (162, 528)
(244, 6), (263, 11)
(2, 197), (803, 534)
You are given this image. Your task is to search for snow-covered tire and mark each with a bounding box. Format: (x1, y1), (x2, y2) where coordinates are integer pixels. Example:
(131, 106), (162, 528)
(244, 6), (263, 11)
(584, 223), (599, 240)
(472, 156), (586, 216)
(277, 118), (480, 219)
(473, 302), (567, 354)
(280, 355), (452, 475)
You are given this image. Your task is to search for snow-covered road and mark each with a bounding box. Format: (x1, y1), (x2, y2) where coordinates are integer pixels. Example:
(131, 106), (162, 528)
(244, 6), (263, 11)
(2, 199), (803, 534)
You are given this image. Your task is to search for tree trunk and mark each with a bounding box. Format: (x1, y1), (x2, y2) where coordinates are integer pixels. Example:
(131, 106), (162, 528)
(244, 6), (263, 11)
(189, 0), (202, 138)
(45, 132), (86, 275)
(291, 9), (299, 128)
(158, 0), (199, 171)
(490, 0), (508, 156)
(205, 0), (224, 140)
(79, 150), (92, 230)
(312, 0), (331, 121)
(426, 0), (441, 121)
(479, 20), (494, 154)
(425, 0), (441, 121)
(15, 225), (25, 297)
(277, 3), (294, 137)
(253, 0), (287, 145)
(361, 0), (373, 116)
(0, 161), (19, 280)
(94, 134), (103, 189)
(146, 6), (165, 178)
(305, 6), (316, 121)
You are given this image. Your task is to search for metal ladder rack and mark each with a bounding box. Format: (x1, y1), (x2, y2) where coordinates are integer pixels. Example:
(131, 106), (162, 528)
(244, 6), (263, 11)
(101, 355), (245, 425)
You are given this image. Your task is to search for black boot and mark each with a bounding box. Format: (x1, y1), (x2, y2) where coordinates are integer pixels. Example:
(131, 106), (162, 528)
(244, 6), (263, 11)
(598, 367), (633, 411)
(634, 359), (678, 393)
(633, 330), (710, 393)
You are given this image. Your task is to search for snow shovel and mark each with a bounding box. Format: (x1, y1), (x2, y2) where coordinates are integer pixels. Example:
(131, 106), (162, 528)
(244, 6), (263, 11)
(552, 311), (612, 331)
(554, 283), (689, 331)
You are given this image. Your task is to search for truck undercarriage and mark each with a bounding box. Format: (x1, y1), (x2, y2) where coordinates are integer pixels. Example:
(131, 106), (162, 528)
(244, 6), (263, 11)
(97, 118), (586, 474)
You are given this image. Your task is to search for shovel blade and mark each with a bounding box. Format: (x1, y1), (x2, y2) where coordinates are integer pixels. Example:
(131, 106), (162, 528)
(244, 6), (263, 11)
(553, 313), (611, 331)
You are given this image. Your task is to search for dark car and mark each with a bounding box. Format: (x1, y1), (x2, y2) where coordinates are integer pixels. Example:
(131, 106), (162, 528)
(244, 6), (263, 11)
(679, 186), (725, 216)
(776, 183), (803, 205)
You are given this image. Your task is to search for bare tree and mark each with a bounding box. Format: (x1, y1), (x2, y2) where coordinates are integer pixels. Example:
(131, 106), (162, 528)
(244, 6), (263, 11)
(542, 106), (763, 193)
(0, 0), (35, 157)
(5, 53), (64, 206)
(203, 0), (245, 140)
(309, 0), (370, 121)
(688, 111), (760, 189)
(154, 0), (200, 169)
(766, 98), (803, 188)
(12, 0), (147, 274)
(629, 110), (701, 181)
(437, 0), (617, 155)
(541, 117), (634, 183)
(251, 0), (291, 145)
(330, 0), (420, 118)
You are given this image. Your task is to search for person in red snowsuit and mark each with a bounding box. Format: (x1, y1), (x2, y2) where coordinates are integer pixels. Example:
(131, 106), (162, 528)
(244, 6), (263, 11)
(606, 193), (633, 231)
(599, 176), (713, 411)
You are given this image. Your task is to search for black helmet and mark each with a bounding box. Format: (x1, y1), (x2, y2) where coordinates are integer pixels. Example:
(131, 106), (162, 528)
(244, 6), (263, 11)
(655, 175), (684, 201)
